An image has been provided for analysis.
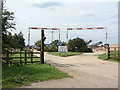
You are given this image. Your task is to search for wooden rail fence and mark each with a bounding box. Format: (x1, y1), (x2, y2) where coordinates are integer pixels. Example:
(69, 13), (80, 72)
(108, 47), (120, 60)
(2, 50), (41, 66)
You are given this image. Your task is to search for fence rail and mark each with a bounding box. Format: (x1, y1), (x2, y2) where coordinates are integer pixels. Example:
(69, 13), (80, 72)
(108, 47), (120, 60)
(2, 50), (41, 66)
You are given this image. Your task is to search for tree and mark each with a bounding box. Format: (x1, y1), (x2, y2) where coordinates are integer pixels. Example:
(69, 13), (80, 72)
(68, 37), (88, 52)
(12, 32), (25, 49)
(52, 40), (59, 47)
(35, 40), (41, 47)
(2, 7), (16, 53)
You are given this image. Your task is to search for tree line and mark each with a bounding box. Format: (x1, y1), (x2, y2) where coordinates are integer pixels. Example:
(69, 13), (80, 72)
(35, 38), (92, 52)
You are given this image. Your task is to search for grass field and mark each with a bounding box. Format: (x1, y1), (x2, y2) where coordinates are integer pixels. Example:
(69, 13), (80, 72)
(2, 52), (70, 88)
(47, 52), (82, 57)
(98, 52), (120, 62)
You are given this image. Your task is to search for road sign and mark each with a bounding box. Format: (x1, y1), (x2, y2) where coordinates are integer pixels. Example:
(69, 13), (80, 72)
(58, 46), (68, 53)
(57, 42), (62, 46)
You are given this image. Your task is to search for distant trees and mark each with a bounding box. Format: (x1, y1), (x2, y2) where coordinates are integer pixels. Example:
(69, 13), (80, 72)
(68, 37), (92, 52)
(35, 40), (41, 47)
(12, 32), (25, 50)
(3, 31), (25, 52)
(35, 39), (67, 52)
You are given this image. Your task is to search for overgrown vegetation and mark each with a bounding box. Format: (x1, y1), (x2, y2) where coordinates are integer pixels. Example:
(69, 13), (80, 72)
(48, 52), (82, 57)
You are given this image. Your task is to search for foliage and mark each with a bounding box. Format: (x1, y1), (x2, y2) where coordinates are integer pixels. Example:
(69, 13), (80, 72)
(51, 46), (58, 52)
(44, 46), (49, 52)
(2, 8), (16, 53)
(2, 6), (25, 52)
(12, 32), (25, 50)
(36, 40), (66, 52)
(48, 52), (82, 57)
(68, 37), (86, 52)
(52, 40), (59, 47)
(35, 40), (41, 47)
(68, 37), (92, 52)
(2, 64), (70, 88)
(52, 40), (66, 48)
(2, 31), (25, 54)
(85, 48), (93, 52)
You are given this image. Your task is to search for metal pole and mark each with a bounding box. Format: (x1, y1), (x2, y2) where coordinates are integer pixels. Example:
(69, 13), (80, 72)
(59, 30), (60, 41)
(52, 31), (53, 42)
(106, 27), (108, 55)
(28, 28), (30, 49)
(67, 30), (68, 49)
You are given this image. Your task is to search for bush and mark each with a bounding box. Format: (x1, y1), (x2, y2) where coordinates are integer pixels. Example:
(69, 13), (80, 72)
(44, 46), (49, 52)
(51, 46), (58, 52)
(68, 38), (87, 52)
(37, 48), (41, 51)
(87, 48), (93, 52)
(83, 48), (93, 52)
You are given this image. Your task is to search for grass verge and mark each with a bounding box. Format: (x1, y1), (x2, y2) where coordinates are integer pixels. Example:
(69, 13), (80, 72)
(2, 63), (70, 88)
(2, 52), (70, 88)
(47, 52), (82, 57)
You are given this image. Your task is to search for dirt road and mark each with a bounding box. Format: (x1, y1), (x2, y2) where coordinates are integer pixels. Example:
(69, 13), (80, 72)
(22, 51), (118, 88)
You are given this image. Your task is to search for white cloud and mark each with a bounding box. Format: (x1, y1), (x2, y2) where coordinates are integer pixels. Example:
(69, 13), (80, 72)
(106, 18), (118, 24)
(77, 12), (95, 17)
(31, 2), (63, 8)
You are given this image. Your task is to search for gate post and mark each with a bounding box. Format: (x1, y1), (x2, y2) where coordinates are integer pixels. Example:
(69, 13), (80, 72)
(108, 47), (110, 59)
(41, 30), (44, 64)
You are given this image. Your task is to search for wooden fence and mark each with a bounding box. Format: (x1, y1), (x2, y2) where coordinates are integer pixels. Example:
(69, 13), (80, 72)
(108, 47), (120, 60)
(2, 50), (41, 66)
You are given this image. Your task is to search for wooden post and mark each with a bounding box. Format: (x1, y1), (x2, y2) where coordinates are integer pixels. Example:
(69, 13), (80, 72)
(41, 30), (44, 64)
(108, 47), (110, 59)
(114, 48), (116, 60)
(20, 50), (22, 65)
(25, 50), (27, 64)
(118, 47), (120, 60)
(31, 51), (33, 64)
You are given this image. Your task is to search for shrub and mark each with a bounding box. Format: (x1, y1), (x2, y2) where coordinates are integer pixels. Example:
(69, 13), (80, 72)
(44, 46), (49, 52)
(51, 46), (58, 52)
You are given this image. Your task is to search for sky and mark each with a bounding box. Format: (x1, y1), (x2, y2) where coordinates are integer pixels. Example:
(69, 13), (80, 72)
(4, 0), (118, 45)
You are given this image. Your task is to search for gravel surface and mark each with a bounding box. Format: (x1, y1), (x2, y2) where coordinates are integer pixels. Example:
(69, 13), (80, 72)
(21, 51), (118, 88)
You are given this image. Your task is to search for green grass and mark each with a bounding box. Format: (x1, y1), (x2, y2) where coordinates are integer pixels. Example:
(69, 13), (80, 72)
(98, 52), (120, 62)
(2, 52), (70, 88)
(48, 52), (82, 57)
(2, 63), (70, 88)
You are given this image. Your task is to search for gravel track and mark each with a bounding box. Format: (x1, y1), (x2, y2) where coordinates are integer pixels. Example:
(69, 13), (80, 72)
(21, 51), (118, 88)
